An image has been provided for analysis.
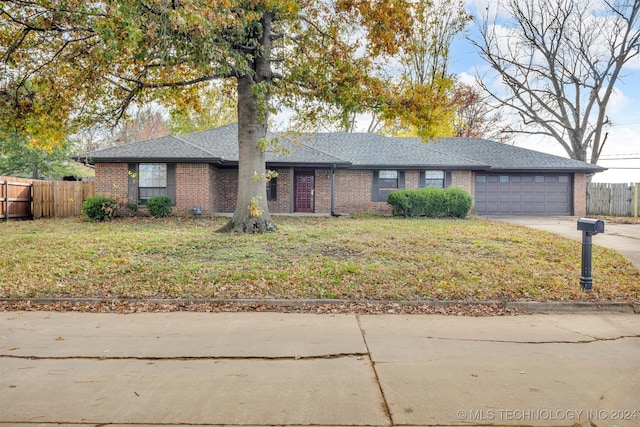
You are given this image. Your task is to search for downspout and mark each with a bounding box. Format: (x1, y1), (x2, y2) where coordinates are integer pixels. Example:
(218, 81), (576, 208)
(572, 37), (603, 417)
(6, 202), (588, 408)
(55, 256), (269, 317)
(330, 164), (337, 217)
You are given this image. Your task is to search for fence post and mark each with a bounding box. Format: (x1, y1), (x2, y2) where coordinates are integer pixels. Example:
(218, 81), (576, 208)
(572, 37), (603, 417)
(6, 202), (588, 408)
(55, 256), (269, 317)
(635, 183), (638, 218)
(4, 180), (8, 222)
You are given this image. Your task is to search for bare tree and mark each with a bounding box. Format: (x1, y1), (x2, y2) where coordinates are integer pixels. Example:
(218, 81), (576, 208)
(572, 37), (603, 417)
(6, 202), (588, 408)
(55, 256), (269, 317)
(451, 83), (511, 142)
(470, 0), (640, 164)
(402, 0), (470, 86)
(111, 107), (170, 146)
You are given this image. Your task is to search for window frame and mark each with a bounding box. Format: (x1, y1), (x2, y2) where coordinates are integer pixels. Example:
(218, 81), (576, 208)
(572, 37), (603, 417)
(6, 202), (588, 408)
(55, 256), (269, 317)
(372, 170), (404, 202)
(378, 170), (399, 190)
(423, 170), (445, 188)
(128, 163), (176, 206)
(139, 163), (167, 188)
(266, 176), (277, 201)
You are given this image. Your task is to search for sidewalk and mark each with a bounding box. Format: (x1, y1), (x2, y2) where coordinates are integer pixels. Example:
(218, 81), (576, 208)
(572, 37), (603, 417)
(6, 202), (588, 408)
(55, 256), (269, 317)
(1, 311), (639, 426)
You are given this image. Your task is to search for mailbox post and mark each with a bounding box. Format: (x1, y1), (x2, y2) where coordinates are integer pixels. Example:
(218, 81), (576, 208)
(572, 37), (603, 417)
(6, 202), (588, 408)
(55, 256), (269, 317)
(577, 218), (605, 291)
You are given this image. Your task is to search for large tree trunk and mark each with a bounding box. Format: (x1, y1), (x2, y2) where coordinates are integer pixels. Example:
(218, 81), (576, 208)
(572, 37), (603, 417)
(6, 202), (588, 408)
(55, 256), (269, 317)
(218, 75), (276, 233)
(217, 11), (276, 233)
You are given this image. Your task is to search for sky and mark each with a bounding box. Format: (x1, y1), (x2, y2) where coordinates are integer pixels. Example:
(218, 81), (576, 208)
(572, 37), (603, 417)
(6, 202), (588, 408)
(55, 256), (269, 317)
(452, 0), (640, 184)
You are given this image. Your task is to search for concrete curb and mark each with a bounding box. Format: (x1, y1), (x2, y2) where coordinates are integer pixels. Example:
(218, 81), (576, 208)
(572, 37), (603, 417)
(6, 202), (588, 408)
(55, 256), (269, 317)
(503, 300), (639, 314)
(1, 298), (638, 314)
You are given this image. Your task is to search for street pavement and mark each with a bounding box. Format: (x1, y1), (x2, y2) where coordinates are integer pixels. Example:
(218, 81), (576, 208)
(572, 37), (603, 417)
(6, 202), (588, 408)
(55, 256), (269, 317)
(490, 216), (640, 270)
(1, 311), (639, 426)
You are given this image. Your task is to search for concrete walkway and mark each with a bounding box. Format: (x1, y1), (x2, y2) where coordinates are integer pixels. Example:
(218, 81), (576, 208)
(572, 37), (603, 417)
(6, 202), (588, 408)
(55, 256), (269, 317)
(1, 311), (638, 426)
(490, 216), (640, 270)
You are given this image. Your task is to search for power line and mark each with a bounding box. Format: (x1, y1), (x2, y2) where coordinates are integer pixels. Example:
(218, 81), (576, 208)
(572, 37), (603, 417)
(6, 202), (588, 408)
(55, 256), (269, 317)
(608, 120), (640, 127)
(600, 167), (640, 169)
(600, 152), (640, 157)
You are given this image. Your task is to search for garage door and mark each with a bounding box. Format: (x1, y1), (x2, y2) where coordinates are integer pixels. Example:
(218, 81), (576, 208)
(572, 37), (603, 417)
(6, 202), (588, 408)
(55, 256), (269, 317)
(475, 173), (572, 216)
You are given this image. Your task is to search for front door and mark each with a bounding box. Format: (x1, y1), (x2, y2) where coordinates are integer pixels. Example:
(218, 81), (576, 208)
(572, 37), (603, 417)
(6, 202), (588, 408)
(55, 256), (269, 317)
(295, 171), (314, 213)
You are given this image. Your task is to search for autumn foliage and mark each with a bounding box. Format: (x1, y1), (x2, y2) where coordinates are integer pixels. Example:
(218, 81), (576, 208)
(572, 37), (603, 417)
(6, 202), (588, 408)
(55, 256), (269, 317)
(1, 0), (469, 231)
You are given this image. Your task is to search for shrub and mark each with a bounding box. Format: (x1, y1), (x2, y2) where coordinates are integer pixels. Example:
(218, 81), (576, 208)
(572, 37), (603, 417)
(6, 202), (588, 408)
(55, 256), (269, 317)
(444, 187), (473, 218)
(82, 196), (118, 222)
(146, 196), (172, 218)
(418, 187), (447, 218)
(387, 187), (472, 218)
(387, 189), (412, 217)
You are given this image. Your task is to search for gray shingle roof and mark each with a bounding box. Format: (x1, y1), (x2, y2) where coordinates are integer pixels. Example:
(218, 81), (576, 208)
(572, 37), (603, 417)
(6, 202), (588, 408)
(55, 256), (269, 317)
(297, 132), (487, 168)
(77, 135), (215, 162)
(75, 123), (604, 173)
(412, 137), (605, 172)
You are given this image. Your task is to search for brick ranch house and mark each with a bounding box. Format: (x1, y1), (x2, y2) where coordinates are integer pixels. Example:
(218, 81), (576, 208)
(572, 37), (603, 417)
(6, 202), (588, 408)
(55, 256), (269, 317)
(74, 123), (604, 216)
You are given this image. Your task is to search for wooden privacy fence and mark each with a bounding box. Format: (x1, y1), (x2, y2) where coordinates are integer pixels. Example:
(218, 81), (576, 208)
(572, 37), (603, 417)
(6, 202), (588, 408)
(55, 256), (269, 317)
(0, 177), (33, 220)
(1, 176), (95, 220)
(587, 182), (639, 217)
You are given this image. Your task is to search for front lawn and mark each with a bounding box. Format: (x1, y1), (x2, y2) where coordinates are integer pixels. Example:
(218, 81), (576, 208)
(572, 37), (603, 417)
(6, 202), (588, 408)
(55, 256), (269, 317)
(1, 216), (638, 302)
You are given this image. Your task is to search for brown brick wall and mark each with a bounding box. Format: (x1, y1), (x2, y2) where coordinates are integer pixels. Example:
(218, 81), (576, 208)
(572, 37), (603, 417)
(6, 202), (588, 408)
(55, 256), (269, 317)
(216, 169), (238, 212)
(209, 166), (219, 212)
(268, 168), (292, 213)
(333, 169), (391, 214)
(451, 170), (476, 212)
(451, 170), (474, 193)
(175, 163), (212, 214)
(405, 170), (420, 189)
(95, 163), (128, 202)
(573, 173), (587, 216)
(313, 169), (332, 214)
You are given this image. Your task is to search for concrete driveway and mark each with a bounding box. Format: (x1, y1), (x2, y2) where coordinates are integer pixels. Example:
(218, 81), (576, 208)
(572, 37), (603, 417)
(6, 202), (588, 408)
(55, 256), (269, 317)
(490, 216), (640, 270)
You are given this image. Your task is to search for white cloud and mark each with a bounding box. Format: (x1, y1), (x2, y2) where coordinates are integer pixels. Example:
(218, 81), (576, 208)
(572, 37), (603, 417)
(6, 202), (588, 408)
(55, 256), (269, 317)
(605, 87), (630, 115)
(464, 0), (502, 18)
(623, 53), (640, 70)
(456, 71), (477, 86)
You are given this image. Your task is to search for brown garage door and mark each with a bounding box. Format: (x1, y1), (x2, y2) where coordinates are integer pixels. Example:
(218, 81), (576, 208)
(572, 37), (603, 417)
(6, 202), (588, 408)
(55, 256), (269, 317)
(475, 173), (572, 215)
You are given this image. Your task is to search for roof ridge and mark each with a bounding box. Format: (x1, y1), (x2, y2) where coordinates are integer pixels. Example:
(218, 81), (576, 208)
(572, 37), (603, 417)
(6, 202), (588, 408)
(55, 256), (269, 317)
(184, 122), (238, 138)
(79, 134), (181, 156)
(173, 134), (220, 158)
(294, 131), (351, 163)
(392, 136), (490, 167)
(420, 143), (489, 167)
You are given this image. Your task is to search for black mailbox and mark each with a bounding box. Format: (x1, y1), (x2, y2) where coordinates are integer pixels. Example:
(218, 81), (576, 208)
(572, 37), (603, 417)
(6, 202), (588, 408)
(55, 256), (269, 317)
(577, 218), (605, 234)
(577, 217), (605, 291)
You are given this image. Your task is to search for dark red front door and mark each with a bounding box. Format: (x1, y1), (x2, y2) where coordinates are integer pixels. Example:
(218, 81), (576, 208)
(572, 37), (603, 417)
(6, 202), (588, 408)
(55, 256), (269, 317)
(295, 171), (314, 213)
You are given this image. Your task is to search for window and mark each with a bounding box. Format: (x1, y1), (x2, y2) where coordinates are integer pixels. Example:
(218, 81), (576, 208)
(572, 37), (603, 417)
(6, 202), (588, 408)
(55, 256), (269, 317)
(139, 164), (167, 204)
(424, 170), (445, 188)
(266, 177), (277, 201)
(139, 164), (166, 187)
(372, 170), (404, 201)
(535, 176), (545, 183)
(499, 175), (510, 183)
(476, 175), (486, 183)
(379, 170), (398, 189)
(129, 163), (176, 205)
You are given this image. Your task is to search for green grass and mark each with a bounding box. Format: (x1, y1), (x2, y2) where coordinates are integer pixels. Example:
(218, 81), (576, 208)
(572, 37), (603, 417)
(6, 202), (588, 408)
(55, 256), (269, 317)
(1, 216), (638, 302)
